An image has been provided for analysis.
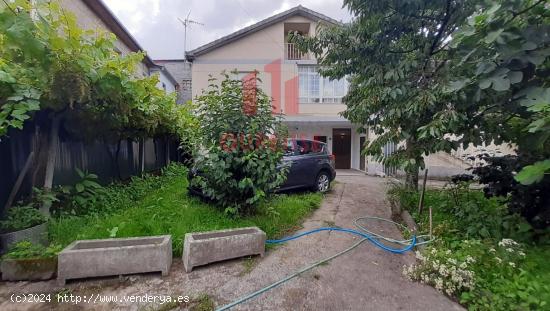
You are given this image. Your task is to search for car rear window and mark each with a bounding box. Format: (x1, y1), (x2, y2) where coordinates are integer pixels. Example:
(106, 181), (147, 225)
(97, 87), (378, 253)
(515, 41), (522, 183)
(292, 140), (325, 155)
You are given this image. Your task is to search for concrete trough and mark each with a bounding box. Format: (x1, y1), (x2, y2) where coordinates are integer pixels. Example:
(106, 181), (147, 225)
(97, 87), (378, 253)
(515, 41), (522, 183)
(183, 227), (265, 272)
(57, 235), (172, 285)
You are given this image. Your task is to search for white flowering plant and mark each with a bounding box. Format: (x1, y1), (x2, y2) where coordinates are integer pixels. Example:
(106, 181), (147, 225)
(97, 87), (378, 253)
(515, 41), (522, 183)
(390, 180), (549, 310)
(403, 239), (548, 310)
(403, 244), (477, 297)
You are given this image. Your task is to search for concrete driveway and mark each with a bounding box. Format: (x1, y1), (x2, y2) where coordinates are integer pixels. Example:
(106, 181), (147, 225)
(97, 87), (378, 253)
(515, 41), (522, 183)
(0, 173), (462, 311)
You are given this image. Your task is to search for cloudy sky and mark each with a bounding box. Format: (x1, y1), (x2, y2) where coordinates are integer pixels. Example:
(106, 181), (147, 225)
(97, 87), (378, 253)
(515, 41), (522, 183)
(103, 0), (352, 60)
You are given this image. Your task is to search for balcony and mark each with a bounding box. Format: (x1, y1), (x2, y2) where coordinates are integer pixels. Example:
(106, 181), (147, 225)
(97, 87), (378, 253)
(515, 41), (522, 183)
(285, 43), (311, 60)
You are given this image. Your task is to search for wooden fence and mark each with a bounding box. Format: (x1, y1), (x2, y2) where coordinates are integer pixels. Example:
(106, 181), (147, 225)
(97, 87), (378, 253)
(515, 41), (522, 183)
(0, 122), (182, 212)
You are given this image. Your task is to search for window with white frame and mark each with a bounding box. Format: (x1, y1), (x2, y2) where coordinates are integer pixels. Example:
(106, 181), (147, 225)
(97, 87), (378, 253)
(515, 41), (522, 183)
(298, 66), (348, 103)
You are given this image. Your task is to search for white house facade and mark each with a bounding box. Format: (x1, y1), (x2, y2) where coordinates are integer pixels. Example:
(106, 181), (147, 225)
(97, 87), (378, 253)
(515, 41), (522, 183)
(187, 6), (366, 170)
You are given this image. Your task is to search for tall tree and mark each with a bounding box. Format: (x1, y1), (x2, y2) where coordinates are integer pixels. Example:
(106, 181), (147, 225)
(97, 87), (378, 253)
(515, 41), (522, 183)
(434, 0), (550, 185)
(431, 0), (550, 228)
(292, 0), (476, 189)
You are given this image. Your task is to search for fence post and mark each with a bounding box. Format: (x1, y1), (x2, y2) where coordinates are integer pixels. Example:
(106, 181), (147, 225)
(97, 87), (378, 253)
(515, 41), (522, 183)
(165, 137), (170, 166)
(417, 169), (429, 215)
(139, 138), (145, 174)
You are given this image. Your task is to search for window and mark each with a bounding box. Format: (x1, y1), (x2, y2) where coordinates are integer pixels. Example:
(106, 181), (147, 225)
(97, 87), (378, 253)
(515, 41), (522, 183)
(299, 66), (348, 104)
(314, 135), (327, 143)
(295, 140), (325, 155)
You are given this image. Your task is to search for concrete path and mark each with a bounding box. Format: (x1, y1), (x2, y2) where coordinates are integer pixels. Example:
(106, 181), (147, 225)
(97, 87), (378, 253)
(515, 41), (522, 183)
(0, 174), (462, 311)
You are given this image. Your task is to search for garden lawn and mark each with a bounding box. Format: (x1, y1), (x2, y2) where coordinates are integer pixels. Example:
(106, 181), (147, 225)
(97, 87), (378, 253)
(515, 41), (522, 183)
(48, 164), (322, 256)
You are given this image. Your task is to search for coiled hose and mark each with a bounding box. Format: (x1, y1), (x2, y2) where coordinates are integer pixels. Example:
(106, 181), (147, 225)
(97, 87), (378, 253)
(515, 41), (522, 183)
(216, 216), (429, 311)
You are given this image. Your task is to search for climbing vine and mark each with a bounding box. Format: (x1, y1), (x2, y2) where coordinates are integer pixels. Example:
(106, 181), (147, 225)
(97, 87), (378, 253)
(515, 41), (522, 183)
(0, 0), (196, 190)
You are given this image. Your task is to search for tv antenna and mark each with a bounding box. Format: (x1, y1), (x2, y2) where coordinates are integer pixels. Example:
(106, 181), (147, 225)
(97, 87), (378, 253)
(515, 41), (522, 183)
(178, 10), (204, 61)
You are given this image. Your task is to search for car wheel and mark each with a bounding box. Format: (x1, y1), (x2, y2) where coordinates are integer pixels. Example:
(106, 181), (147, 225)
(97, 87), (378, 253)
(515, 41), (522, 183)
(316, 171), (330, 193)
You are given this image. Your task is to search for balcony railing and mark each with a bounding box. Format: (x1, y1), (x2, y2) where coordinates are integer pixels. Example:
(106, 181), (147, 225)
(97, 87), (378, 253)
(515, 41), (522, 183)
(285, 43), (311, 60)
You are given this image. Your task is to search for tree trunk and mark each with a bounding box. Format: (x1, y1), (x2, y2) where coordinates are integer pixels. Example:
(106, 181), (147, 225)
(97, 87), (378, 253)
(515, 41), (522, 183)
(3, 151), (34, 215)
(405, 167), (419, 190)
(405, 137), (420, 191)
(40, 115), (60, 216)
(43, 116), (60, 190)
(31, 121), (51, 192)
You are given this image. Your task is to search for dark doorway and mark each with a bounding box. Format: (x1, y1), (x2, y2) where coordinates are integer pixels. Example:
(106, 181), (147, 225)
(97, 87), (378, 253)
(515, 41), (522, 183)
(332, 128), (351, 169)
(360, 136), (366, 171)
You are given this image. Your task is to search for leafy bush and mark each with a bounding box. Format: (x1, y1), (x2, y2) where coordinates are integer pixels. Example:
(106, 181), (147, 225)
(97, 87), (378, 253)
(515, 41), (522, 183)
(191, 73), (288, 215)
(0, 206), (47, 233)
(52, 168), (104, 217)
(404, 239), (548, 310)
(391, 182), (533, 242)
(472, 155), (550, 232)
(2, 241), (62, 260)
(392, 183), (550, 310)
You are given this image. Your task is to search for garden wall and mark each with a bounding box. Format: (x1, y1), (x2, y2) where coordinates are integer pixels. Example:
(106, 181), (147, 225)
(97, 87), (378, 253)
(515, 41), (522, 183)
(0, 121), (182, 212)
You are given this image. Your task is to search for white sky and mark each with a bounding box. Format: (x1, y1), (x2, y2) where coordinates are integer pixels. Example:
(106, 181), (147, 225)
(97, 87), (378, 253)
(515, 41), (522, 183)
(103, 0), (352, 60)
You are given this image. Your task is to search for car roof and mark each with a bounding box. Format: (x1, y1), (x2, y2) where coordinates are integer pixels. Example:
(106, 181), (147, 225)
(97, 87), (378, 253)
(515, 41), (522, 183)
(287, 138), (326, 145)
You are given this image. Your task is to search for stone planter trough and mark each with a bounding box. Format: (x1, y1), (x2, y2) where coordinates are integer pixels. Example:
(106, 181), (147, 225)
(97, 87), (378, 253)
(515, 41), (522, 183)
(183, 227), (265, 272)
(0, 223), (48, 254)
(57, 235), (172, 285)
(1, 257), (57, 281)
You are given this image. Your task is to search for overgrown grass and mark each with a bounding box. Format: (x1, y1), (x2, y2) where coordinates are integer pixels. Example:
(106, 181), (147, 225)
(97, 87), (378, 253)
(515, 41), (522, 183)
(391, 182), (550, 310)
(49, 164), (322, 256)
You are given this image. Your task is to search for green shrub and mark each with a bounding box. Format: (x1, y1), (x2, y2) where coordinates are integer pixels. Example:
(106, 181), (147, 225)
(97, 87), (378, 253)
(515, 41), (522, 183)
(191, 73), (288, 215)
(405, 239), (548, 310)
(0, 206), (47, 233)
(472, 155), (550, 233)
(52, 168), (104, 217)
(2, 241), (62, 260)
(392, 182), (533, 242)
(393, 182), (550, 310)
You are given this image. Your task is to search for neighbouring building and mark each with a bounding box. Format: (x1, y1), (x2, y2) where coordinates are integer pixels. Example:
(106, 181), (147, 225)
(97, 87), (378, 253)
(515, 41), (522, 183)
(187, 6), (364, 170)
(153, 60), (193, 104)
(59, 0), (179, 94)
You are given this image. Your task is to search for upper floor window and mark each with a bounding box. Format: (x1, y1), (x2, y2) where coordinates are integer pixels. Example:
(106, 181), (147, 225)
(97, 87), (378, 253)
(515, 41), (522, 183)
(298, 66), (348, 104)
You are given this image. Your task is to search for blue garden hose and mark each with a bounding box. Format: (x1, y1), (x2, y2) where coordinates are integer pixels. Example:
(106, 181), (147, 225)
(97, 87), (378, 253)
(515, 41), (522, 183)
(266, 227), (416, 254)
(216, 216), (423, 311)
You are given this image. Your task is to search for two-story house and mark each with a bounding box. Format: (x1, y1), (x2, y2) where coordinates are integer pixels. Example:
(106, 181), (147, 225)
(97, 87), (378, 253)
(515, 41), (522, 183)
(187, 6), (363, 170)
(186, 5), (507, 177)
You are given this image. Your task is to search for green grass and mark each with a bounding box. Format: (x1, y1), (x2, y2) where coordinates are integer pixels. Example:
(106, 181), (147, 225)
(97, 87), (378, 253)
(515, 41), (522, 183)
(49, 165), (322, 256)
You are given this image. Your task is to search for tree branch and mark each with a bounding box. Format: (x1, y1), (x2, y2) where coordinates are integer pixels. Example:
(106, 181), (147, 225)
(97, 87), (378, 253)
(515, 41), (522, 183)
(1, 0), (17, 15)
(508, 0), (546, 23)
